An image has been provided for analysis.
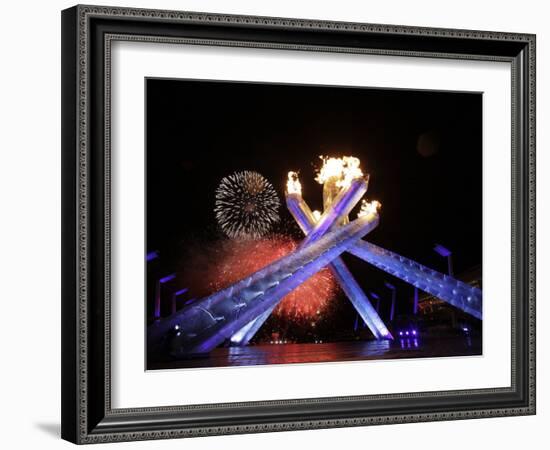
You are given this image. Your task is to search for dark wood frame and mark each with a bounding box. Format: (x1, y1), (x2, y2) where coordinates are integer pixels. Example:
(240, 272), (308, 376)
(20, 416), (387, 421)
(61, 4), (536, 444)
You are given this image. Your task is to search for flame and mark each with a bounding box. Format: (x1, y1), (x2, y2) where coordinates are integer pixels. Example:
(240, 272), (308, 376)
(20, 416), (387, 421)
(357, 199), (381, 218)
(312, 210), (322, 222)
(315, 156), (364, 188)
(286, 171), (302, 195)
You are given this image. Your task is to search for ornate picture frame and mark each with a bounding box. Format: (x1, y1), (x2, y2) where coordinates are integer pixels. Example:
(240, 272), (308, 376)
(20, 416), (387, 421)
(61, 4), (535, 444)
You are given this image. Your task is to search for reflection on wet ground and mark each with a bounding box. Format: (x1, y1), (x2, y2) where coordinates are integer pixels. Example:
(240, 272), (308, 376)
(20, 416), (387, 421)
(148, 335), (481, 370)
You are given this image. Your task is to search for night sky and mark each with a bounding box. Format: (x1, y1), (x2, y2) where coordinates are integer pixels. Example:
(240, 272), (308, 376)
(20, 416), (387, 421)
(146, 78), (482, 337)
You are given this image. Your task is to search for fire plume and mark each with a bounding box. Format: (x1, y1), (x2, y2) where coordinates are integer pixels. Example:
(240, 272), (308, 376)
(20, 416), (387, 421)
(286, 171), (302, 195)
(315, 155), (364, 188)
(357, 199), (381, 218)
(179, 236), (338, 322)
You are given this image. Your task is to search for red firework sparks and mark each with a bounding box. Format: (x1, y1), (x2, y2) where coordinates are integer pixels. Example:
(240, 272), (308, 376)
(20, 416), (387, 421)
(181, 235), (338, 321)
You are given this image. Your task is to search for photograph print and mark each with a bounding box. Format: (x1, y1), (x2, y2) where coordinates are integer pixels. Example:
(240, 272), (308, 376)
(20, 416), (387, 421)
(145, 78), (482, 371)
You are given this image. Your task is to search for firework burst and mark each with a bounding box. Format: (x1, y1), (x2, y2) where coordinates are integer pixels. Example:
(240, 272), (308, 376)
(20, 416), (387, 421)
(215, 171), (281, 239)
(178, 235), (338, 321)
(211, 236), (337, 321)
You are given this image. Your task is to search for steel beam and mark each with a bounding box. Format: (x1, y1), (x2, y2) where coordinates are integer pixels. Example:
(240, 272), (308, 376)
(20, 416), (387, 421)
(148, 210), (379, 356)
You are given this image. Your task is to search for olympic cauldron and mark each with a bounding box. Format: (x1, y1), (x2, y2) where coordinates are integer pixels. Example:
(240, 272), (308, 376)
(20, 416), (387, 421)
(148, 157), (482, 358)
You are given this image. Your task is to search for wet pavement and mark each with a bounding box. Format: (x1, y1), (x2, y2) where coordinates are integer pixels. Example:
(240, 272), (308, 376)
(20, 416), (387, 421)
(148, 335), (481, 370)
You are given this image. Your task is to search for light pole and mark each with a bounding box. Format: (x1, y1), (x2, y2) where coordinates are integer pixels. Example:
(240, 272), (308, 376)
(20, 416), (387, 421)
(433, 244), (453, 276)
(353, 313), (360, 332)
(385, 282), (396, 321)
(370, 291), (381, 313)
(171, 288), (188, 315)
(154, 273), (176, 320)
(146, 250), (159, 262)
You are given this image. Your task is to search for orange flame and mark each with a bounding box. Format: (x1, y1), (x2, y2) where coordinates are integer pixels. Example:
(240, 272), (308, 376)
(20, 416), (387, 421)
(315, 156), (364, 188)
(357, 199), (381, 218)
(286, 171), (302, 195)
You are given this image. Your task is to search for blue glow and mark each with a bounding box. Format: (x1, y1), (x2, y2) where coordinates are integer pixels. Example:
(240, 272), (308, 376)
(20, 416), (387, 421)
(159, 273), (176, 284)
(433, 244), (452, 257)
(174, 288), (188, 296)
(347, 241), (482, 320)
(146, 251), (159, 262)
(230, 318), (258, 344)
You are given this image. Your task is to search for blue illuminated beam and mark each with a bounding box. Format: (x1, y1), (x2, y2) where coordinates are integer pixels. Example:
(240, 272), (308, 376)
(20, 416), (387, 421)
(265, 187), (481, 320)
(231, 180), (392, 345)
(148, 210), (380, 356)
(286, 190), (481, 321)
(286, 193), (391, 339)
(348, 241), (481, 319)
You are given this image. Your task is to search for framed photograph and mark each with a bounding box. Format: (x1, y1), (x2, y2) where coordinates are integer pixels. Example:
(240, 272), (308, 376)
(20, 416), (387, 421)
(61, 5), (536, 444)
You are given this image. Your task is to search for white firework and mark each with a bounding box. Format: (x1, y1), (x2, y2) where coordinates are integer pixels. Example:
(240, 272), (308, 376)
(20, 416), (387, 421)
(215, 171), (281, 239)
